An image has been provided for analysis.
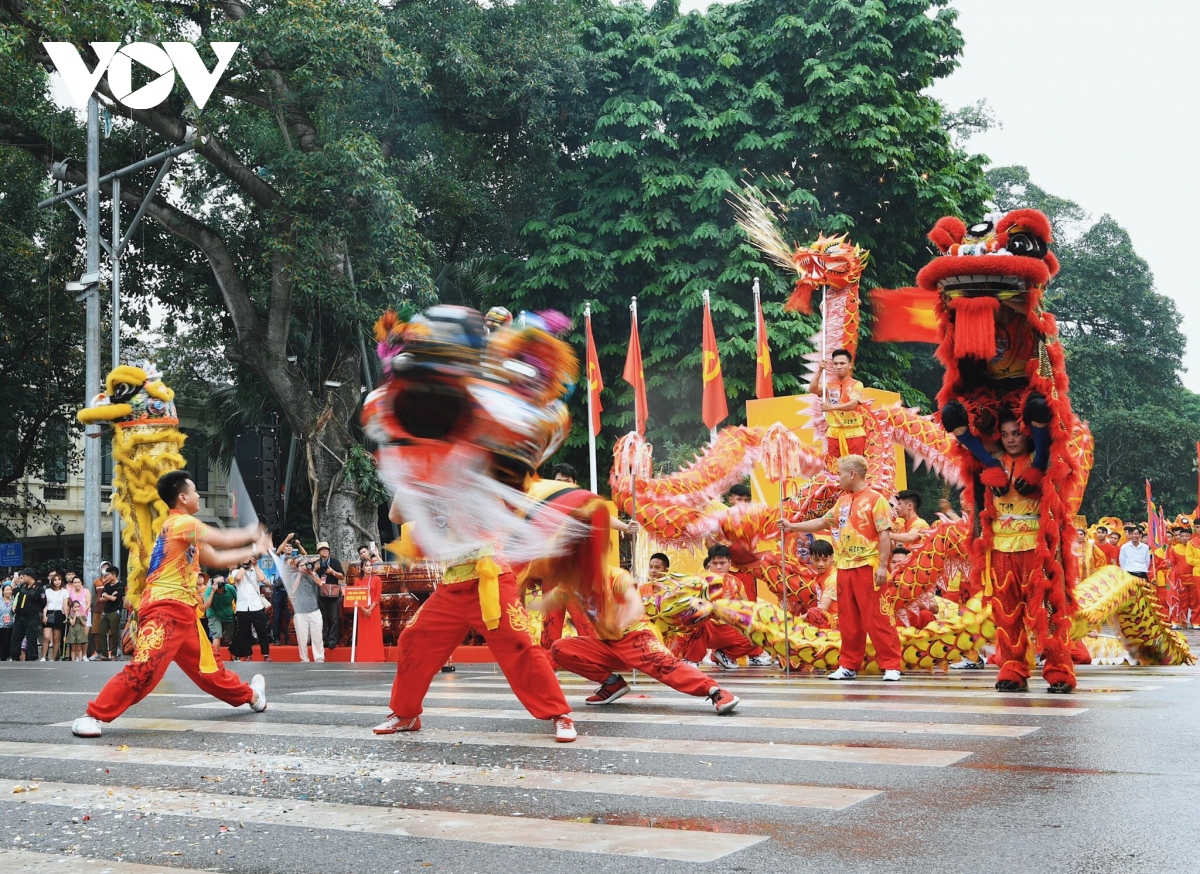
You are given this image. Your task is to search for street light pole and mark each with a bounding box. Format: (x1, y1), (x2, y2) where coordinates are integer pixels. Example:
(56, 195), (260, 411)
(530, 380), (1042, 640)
(111, 177), (121, 566)
(83, 97), (102, 581)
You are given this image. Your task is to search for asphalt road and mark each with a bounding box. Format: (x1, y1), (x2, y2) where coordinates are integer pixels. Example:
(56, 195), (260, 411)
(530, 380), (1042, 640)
(1, 635), (1198, 874)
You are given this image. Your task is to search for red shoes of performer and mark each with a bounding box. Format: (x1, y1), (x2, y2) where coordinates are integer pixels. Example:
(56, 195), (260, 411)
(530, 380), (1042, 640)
(708, 687), (740, 715)
(372, 714), (422, 735)
(585, 675), (630, 705)
(372, 712), (578, 743)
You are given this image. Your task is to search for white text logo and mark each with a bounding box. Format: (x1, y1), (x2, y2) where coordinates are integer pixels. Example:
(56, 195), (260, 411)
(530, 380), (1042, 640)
(44, 42), (240, 111)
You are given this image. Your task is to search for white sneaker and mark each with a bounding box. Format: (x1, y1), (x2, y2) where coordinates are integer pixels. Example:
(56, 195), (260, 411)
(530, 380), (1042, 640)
(71, 716), (102, 738)
(712, 650), (739, 671)
(249, 674), (267, 712)
(883, 669), (902, 682)
(827, 667), (857, 680)
(553, 715), (577, 743)
(682, 659), (700, 667)
(699, 654), (715, 666)
(748, 653), (776, 667)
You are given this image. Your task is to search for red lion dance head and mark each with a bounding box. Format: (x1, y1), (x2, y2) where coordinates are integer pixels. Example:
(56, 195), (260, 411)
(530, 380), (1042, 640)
(873, 209), (1092, 638)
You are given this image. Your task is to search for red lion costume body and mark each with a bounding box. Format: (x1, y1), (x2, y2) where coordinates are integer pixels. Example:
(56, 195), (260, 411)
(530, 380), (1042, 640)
(875, 210), (1091, 690)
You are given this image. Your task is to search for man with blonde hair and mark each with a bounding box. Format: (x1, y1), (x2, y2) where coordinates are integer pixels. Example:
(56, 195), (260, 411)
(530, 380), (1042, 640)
(780, 454), (901, 681)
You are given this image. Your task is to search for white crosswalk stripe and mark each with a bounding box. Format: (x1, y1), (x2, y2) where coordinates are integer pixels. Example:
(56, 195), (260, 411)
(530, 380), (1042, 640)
(0, 741), (878, 810)
(0, 779), (766, 862)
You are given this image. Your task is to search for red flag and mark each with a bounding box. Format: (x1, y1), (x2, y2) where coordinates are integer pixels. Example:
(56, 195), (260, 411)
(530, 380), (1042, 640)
(869, 287), (940, 344)
(701, 292), (729, 430)
(754, 289), (774, 399)
(622, 300), (648, 435)
(585, 309), (604, 436)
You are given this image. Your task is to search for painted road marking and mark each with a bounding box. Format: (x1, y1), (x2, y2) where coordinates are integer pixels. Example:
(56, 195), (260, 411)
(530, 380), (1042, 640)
(274, 699), (1034, 737)
(0, 848), (203, 874)
(0, 780), (766, 862)
(56, 718), (972, 767)
(265, 691), (1089, 715)
(0, 741), (878, 811)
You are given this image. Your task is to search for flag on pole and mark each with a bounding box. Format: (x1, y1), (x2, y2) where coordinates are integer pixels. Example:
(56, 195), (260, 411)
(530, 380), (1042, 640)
(1146, 479), (1157, 548)
(701, 289), (728, 430)
(585, 306), (604, 436)
(868, 287), (940, 344)
(622, 297), (648, 436)
(753, 278), (773, 399)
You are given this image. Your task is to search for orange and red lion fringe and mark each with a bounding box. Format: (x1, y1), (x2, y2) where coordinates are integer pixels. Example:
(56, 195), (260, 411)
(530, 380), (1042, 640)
(874, 209), (1090, 645)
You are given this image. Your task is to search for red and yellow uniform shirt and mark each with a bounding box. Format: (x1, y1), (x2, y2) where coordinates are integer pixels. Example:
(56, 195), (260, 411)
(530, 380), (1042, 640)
(823, 377), (865, 439)
(990, 454), (1040, 553)
(1168, 543), (1194, 585)
(141, 510), (209, 609)
(822, 488), (892, 570)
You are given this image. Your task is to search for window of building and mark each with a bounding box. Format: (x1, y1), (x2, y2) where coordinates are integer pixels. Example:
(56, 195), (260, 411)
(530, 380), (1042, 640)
(43, 420), (69, 484)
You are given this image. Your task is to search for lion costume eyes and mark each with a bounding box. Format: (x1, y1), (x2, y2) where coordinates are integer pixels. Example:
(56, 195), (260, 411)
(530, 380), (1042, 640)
(1006, 231), (1047, 259)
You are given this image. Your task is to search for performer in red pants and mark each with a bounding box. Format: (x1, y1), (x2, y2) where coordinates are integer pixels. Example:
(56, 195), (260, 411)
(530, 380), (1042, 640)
(669, 545), (774, 669)
(72, 471), (272, 737)
(781, 455), (902, 680)
(550, 567), (739, 714)
(373, 546), (577, 742)
(981, 412), (1074, 692)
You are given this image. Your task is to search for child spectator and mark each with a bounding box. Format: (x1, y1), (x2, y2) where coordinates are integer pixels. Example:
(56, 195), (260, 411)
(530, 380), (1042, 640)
(65, 600), (89, 661)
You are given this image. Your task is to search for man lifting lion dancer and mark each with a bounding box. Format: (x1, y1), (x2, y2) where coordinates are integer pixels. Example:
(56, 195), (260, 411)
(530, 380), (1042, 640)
(72, 470), (273, 737)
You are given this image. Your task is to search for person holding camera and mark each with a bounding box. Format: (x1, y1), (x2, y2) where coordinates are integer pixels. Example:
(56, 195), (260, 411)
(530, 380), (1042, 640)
(230, 557), (271, 661)
(204, 573), (236, 647)
(313, 541), (345, 649)
(270, 533), (296, 644)
(286, 545), (325, 663)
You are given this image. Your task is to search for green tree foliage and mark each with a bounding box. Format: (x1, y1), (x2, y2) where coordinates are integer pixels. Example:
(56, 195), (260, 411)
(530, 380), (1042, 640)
(0, 145), (85, 526)
(506, 0), (991, 473)
(989, 166), (1200, 521)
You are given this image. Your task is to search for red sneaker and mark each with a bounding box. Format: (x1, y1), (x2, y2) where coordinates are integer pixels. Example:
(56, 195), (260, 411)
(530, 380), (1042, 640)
(585, 675), (630, 705)
(553, 715), (577, 743)
(372, 714), (421, 735)
(708, 688), (739, 715)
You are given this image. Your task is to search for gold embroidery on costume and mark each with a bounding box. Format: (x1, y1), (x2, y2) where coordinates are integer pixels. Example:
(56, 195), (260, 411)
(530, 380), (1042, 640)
(133, 621), (166, 663)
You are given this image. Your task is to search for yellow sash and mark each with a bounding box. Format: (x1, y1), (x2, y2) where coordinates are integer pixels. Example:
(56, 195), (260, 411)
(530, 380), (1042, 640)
(196, 608), (217, 673)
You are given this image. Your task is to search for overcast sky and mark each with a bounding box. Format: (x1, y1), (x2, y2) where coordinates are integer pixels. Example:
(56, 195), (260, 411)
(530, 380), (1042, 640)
(678, 0), (1200, 390)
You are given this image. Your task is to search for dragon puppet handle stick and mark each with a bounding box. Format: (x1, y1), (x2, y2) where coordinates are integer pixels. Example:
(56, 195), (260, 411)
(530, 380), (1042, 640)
(820, 285), (828, 402)
(615, 433), (653, 585)
(762, 422), (808, 678)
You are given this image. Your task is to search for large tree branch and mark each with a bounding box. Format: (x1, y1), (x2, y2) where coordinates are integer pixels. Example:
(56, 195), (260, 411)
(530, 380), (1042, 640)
(92, 85), (280, 210)
(218, 0), (321, 152)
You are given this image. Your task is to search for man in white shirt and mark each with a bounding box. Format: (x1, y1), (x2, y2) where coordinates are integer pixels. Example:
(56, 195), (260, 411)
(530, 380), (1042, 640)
(1118, 524), (1152, 580)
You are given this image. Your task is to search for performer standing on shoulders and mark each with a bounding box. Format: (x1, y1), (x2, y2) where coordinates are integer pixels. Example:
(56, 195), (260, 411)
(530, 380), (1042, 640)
(71, 471), (272, 737)
(810, 349), (866, 463)
(780, 455), (902, 681)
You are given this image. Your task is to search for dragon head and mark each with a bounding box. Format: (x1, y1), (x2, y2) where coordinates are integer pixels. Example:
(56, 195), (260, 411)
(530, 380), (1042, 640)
(785, 233), (867, 314)
(77, 365), (177, 427)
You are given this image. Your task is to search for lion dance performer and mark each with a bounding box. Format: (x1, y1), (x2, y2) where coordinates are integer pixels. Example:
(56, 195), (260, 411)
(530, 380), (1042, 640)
(874, 209), (1087, 692)
(76, 364), (187, 609)
(72, 470), (272, 737)
(364, 306), (609, 743)
(549, 567), (740, 713)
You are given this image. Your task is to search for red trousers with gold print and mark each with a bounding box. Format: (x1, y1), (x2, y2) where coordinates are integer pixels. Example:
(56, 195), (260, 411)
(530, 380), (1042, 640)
(87, 599), (253, 722)
(826, 434), (867, 463)
(552, 629), (714, 697)
(836, 564), (903, 671)
(989, 549), (1075, 688)
(389, 572), (569, 720)
(673, 621), (764, 662)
